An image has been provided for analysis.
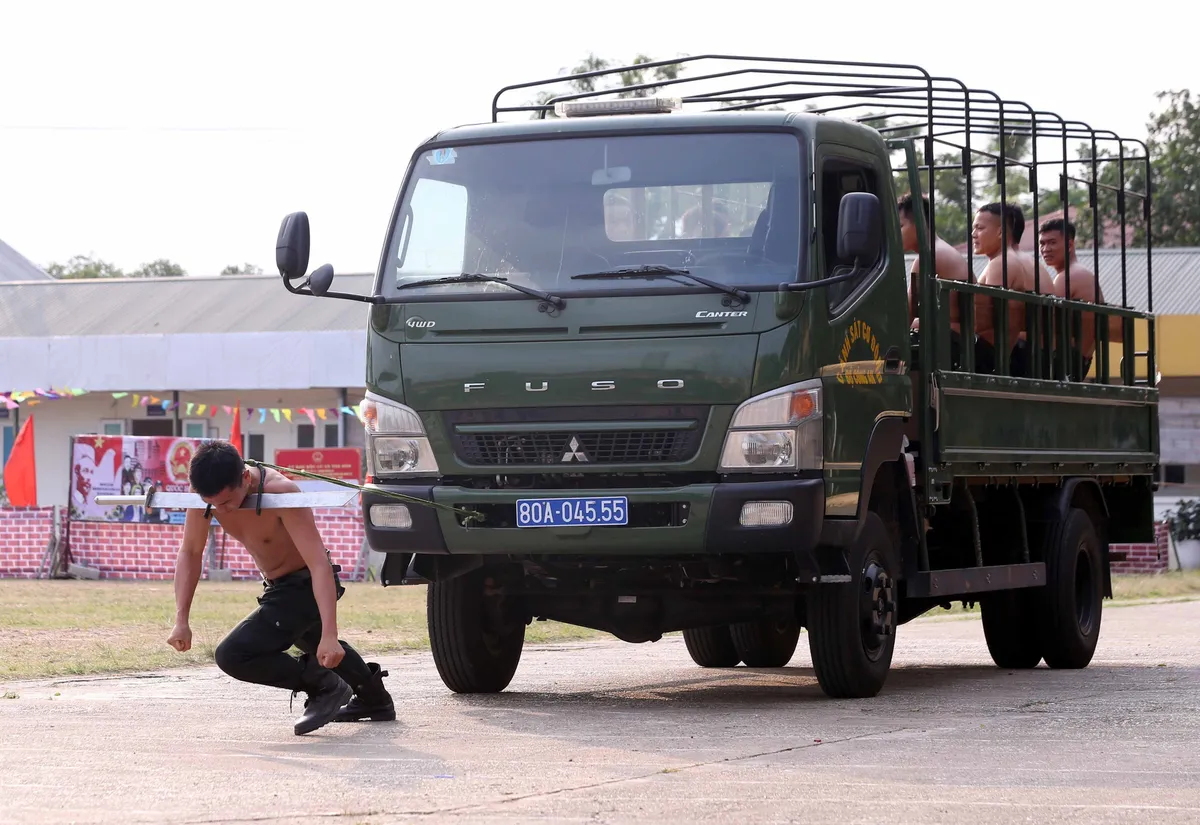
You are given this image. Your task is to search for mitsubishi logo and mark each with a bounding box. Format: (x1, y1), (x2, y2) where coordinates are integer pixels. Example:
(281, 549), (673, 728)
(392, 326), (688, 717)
(561, 436), (589, 463)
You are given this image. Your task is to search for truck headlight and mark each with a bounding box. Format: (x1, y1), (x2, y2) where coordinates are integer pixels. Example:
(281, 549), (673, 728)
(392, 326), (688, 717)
(719, 380), (822, 471)
(360, 391), (440, 477)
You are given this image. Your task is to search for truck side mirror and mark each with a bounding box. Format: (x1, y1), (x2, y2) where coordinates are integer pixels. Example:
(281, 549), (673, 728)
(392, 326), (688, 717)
(309, 263), (335, 296)
(276, 212), (311, 282)
(836, 192), (882, 264)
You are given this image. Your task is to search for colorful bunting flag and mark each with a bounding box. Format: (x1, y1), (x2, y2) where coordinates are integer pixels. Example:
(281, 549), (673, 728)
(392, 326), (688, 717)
(3, 387), (367, 423)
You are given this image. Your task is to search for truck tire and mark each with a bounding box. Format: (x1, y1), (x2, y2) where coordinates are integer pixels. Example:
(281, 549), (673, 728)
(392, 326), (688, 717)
(730, 616), (800, 667)
(806, 511), (898, 698)
(682, 626), (741, 667)
(980, 590), (1042, 669)
(1039, 507), (1104, 669)
(427, 568), (524, 693)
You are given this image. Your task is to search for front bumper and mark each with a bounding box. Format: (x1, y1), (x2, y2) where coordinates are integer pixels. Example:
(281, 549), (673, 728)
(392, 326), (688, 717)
(361, 478), (825, 558)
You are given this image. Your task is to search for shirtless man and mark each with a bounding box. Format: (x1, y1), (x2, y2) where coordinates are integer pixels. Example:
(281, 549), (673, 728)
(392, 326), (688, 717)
(898, 194), (970, 366)
(1038, 217), (1123, 377)
(971, 202), (1053, 376)
(167, 440), (394, 735)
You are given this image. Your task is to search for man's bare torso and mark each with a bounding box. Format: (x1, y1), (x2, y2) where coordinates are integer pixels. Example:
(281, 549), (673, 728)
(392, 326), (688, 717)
(910, 237), (970, 333)
(210, 467), (309, 580)
(976, 248), (1052, 345)
(1052, 262), (1104, 359)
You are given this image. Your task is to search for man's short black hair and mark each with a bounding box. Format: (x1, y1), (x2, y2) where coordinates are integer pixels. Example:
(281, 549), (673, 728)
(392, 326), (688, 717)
(1039, 217), (1076, 241)
(979, 201), (1026, 245)
(189, 440), (245, 498)
(897, 192), (930, 221)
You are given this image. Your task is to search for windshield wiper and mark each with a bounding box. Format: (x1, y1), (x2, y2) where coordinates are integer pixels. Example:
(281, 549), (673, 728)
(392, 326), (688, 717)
(571, 265), (750, 304)
(397, 273), (564, 310)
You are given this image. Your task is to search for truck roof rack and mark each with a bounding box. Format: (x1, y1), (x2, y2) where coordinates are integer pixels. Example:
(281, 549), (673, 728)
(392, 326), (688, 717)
(494, 55), (1154, 316)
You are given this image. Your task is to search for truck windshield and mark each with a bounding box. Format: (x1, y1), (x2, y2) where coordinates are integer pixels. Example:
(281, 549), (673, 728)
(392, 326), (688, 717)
(381, 131), (803, 300)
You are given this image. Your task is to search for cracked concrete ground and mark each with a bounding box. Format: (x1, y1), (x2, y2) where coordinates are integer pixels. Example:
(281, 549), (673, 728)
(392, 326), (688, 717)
(2, 600), (1199, 824)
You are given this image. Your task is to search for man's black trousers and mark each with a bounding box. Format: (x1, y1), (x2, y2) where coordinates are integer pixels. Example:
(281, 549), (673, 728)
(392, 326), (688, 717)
(213, 565), (375, 694)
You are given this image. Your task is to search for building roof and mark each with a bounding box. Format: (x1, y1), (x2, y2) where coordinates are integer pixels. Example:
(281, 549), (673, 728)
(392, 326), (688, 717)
(1, 246), (1197, 343)
(0, 237), (51, 283)
(0, 272), (375, 337)
(908, 247), (1200, 315)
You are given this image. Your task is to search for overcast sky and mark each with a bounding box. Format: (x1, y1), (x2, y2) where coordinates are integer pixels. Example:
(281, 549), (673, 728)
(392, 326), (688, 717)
(1, 0), (1193, 278)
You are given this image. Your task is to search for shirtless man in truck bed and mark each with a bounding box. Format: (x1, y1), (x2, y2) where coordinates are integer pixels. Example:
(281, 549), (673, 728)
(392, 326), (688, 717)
(167, 440), (394, 735)
(899, 193), (970, 367)
(972, 202), (1054, 376)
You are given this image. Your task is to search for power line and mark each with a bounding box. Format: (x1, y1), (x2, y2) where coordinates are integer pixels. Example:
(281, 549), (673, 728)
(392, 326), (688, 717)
(0, 124), (293, 132)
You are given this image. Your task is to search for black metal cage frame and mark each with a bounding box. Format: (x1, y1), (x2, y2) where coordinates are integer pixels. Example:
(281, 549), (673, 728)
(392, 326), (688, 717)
(493, 55), (1155, 387)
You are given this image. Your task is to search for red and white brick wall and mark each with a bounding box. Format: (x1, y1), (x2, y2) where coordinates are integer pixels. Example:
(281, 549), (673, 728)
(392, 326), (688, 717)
(1110, 521), (1171, 575)
(0, 507), (64, 578)
(1, 505), (366, 581)
(0, 506), (1177, 580)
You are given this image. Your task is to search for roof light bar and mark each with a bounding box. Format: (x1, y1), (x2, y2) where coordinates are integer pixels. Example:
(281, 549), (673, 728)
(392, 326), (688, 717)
(554, 97), (683, 118)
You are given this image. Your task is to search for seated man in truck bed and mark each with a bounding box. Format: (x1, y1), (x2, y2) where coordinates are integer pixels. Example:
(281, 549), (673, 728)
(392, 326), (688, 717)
(899, 193), (970, 367)
(1038, 217), (1124, 379)
(972, 202), (1053, 376)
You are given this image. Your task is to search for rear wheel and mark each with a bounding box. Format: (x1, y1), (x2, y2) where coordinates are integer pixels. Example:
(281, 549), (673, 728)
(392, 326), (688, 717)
(427, 568), (525, 693)
(980, 589), (1043, 668)
(730, 616), (800, 667)
(807, 511), (898, 698)
(1039, 507), (1104, 669)
(682, 626), (741, 667)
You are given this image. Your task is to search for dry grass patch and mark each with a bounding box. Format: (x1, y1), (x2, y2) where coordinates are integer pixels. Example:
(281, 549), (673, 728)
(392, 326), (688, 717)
(0, 579), (599, 682)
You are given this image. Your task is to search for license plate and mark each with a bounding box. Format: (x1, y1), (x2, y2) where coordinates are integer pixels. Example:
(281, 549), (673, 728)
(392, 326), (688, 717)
(516, 496), (629, 528)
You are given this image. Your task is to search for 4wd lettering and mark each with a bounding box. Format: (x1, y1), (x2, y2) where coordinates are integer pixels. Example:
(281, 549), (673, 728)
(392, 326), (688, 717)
(407, 317), (435, 329)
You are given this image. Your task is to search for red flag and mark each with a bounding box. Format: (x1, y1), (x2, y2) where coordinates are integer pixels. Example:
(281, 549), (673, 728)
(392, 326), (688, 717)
(229, 402), (242, 456)
(4, 415), (37, 507)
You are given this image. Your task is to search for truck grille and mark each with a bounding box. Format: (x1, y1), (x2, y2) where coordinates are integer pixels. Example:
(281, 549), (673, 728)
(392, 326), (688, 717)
(459, 430), (695, 465)
(443, 405), (707, 467)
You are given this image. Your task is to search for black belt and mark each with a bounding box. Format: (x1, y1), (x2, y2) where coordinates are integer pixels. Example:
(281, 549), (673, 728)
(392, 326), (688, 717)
(263, 560), (340, 586)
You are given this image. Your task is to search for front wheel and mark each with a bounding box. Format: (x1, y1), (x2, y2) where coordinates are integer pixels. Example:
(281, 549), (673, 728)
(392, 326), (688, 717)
(427, 568), (525, 693)
(807, 511), (898, 698)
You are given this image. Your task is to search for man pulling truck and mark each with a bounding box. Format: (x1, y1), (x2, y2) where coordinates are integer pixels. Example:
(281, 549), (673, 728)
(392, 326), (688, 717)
(167, 440), (395, 735)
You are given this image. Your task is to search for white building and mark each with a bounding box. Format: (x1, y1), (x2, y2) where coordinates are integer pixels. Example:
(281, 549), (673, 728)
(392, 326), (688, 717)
(1, 270), (375, 507)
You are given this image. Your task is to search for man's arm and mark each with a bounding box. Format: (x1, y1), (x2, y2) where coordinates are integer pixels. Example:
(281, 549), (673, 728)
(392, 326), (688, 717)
(280, 506), (345, 668)
(168, 508), (209, 652)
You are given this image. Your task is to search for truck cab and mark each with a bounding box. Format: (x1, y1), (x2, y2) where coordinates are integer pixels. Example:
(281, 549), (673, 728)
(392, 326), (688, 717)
(274, 56), (1158, 700)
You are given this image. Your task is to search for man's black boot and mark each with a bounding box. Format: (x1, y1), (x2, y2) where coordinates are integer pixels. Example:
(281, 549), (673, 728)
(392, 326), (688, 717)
(334, 662), (396, 722)
(292, 655), (353, 736)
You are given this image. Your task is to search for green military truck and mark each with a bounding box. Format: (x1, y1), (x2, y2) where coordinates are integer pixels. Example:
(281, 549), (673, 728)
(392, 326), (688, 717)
(274, 56), (1159, 699)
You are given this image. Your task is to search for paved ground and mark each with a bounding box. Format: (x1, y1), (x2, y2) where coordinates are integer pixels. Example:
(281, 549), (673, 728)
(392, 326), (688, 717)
(2, 600), (1199, 824)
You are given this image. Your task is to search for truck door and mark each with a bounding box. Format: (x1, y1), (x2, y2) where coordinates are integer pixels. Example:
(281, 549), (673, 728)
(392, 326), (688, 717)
(814, 143), (912, 518)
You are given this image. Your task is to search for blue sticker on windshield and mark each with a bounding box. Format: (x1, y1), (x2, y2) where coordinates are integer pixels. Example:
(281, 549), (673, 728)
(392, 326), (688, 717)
(428, 148), (457, 166)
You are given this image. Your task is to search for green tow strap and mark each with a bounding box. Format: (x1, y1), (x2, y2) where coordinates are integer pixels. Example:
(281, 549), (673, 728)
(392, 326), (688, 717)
(243, 459), (486, 525)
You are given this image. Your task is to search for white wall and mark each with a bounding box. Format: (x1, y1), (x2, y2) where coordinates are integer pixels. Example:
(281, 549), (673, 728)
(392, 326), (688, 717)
(6, 387), (365, 507)
(2, 330), (366, 391)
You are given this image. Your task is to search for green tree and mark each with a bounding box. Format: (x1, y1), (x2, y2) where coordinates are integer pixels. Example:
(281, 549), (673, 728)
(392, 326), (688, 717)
(1136, 89), (1197, 247)
(130, 258), (186, 278)
(885, 116), (974, 247)
(976, 132), (1033, 209)
(44, 254), (124, 279)
(220, 263), (263, 276)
